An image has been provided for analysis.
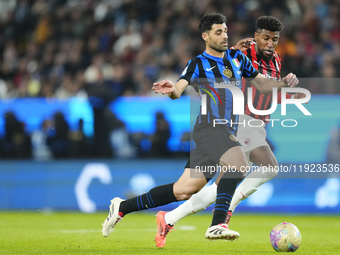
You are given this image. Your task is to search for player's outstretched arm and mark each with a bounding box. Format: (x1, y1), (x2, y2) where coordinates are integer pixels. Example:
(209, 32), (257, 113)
(251, 73), (299, 95)
(152, 79), (189, 99)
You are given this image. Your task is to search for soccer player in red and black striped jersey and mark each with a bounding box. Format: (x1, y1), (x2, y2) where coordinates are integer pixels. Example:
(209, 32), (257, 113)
(242, 17), (291, 122)
(155, 16), (306, 245)
(231, 16), (304, 214)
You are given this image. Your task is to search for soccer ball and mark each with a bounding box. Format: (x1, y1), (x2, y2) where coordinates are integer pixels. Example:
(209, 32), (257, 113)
(270, 222), (302, 252)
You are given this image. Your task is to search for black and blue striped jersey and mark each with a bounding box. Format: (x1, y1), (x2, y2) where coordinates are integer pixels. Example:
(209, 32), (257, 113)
(179, 49), (259, 134)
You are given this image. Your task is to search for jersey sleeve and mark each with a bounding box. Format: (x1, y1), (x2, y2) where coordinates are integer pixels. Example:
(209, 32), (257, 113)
(178, 59), (199, 84)
(239, 53), (260, 78)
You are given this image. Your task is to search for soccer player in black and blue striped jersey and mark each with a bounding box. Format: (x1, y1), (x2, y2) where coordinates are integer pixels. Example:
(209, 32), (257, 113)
(102, 13), (299, 245)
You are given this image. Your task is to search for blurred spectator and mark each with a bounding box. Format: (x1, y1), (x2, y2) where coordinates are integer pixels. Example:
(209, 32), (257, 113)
(47, 112), (70, 159)
(86, 68), (125, 158)
(110, 124), (136, 159)
(150, 111), (171, 157)
(326, 121), (340, 163)
(0, 111), (32, 159)
(68, 119), (90, 158)
(113, 22), (142, 57)
(35, 13), (52, 45)
(54, 72), (87, 99)
(31, 119), (53, 161)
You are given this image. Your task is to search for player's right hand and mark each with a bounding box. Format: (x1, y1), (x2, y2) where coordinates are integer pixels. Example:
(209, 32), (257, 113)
(152, 80), (175, 95)
(282, 73), (299, 87)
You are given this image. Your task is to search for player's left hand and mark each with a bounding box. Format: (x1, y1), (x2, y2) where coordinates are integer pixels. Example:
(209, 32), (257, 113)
(282, 73), (299, 87)
(234, 38), (254, 52)
(294, 92), (309, 104)
(152, 80), (175, 95)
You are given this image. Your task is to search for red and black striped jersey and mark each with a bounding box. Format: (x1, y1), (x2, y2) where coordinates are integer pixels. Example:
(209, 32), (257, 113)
(242, 43), (291, 122)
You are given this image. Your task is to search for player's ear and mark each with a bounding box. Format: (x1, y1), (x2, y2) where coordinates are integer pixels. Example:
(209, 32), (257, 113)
(254, 32), (258, 42)
(202, 32), (208, 42)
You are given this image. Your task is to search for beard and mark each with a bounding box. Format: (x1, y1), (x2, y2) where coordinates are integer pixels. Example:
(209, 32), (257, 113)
(259, 49), (273, 61)
(209, 42), (228, 53)
(210, 46), (228, 53)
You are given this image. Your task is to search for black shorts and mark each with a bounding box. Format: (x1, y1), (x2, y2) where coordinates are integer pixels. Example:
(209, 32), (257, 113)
(184, 158), (217, 181)
(185, 123), (241, 169)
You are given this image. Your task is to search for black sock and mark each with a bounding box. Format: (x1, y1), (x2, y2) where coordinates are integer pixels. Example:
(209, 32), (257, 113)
(211, 171), (243, 226)
(119, 183), (177, 215)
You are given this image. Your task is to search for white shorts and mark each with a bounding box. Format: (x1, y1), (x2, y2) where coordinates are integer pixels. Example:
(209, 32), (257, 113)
(236, 115), (269, 166)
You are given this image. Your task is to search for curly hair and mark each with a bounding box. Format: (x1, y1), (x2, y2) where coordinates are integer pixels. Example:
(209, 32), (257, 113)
(199, 13), (227, 33)
(255, 16), (283, 32)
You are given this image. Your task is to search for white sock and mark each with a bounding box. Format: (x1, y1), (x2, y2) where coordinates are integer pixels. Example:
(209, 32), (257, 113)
(165, 182), (217, 225)
(229, 167), (278, 212)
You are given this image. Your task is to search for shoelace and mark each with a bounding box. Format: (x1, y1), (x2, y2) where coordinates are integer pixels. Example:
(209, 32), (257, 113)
(217, 223), (228, 229)
(163, 224), (173, 237)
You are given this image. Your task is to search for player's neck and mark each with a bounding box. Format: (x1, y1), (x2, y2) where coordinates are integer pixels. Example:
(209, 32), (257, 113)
(255, 44), (260, 55)
(205, 47), (225, 58)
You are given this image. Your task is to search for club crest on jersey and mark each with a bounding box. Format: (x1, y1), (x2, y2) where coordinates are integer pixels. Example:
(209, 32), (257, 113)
(223, 68), (232, 78)
(231, 58), (240, 68)
(229, 134), (238, 142)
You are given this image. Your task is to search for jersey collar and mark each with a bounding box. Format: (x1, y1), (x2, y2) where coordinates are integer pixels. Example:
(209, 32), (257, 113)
(202, 50), (227, 63)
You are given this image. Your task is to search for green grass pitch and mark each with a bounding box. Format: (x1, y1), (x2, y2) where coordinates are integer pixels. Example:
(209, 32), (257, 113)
(0, 212), (339, 254)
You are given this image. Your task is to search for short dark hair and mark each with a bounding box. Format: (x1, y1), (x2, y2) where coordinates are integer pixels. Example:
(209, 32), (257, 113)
(199, 13), (227, 33)
(255, 16), (283, 32)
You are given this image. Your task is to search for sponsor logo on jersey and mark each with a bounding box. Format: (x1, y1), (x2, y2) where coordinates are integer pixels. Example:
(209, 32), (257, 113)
(206, 66), (216, 71)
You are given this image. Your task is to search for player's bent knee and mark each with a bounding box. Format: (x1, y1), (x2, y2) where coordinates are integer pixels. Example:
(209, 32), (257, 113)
(266, 168), (279, 179)
(262, 159), (279, 179)
(265, 155), (278, 168)
(173, 183), (197, 201)
(174, 190), (193, 200)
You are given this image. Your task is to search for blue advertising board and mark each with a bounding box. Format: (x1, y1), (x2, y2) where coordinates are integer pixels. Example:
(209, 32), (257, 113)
(0, 160), (339, 214)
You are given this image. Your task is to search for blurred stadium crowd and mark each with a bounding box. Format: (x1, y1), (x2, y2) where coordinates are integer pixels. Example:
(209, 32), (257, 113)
(0, 0), (339, 99)
(0, 0), (339, 159)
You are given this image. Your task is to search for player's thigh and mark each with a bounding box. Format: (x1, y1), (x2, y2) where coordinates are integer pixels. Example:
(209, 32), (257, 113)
(174, 152), (212, 200)
(237, 123), (269, 166)
(219, 146), (248, 173)
(215, 146), (248, 185)
(250, 145), (278, 167)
